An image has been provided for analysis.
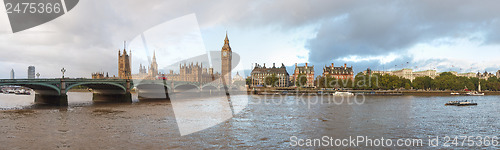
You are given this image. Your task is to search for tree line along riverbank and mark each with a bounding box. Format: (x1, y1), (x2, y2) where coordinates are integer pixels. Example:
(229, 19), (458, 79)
(249, 72), (500, 92)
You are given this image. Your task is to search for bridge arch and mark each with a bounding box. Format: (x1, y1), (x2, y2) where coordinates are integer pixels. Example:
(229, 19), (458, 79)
(174, 83), (199, 91)
(201, 85), (218, 91)
(0, 83), (60, 95)
(135, 83), (171, 90)
(65, 82), (127, 94)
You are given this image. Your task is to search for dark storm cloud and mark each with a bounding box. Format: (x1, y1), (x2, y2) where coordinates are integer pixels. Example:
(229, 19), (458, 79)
(306, 0), (500, 63)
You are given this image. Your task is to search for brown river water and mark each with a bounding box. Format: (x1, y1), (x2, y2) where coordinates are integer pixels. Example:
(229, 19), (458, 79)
(1, 92), (499, 149)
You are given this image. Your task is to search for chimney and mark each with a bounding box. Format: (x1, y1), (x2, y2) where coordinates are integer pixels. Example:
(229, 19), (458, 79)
(344, 63), (347, 68)
(306, 63), (308, 67)
(264, 63), (266, 68)
(273, 63), (275, 68)
(331, 63), (334, 67)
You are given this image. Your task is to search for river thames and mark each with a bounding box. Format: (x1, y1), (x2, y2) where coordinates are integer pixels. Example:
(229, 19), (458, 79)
(0, 92), (499, 149)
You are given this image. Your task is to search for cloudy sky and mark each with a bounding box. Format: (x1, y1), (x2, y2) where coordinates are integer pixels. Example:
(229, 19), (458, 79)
(0, 0), (500, 79)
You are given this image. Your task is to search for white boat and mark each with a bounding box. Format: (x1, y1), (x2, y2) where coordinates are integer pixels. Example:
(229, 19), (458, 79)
(450, 92), (460, 95)
(466, 82), (484, 96)
(15, 89), (31, 95)
(6, 89), (15, 94)
(333, 91), (354, 96)
(466, 92), (484, 96)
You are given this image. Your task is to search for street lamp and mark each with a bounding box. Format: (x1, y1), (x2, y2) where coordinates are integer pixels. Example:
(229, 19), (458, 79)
(36, 72), (40, 79)
(61, 68), (66, 79)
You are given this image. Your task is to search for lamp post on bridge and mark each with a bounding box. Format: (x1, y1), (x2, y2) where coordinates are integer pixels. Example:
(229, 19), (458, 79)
(36, 72), (40, 79)
(61, 68), (66, 79)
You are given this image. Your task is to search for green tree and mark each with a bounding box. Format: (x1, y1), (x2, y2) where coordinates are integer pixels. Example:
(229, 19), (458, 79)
(354, 72), (369, 90)
(295, 73), (308, 87)
(264, 74), (279, 87)
(412, 76), (432, 90)
(245, 77), (252, 86)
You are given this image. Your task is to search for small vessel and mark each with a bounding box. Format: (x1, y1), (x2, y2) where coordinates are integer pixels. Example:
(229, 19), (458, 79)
(466, 92), (484, 96)
(333, 91), (354, 96)
(457, 100), (477, 106)
(445, 101), (461, 105)
(6, 89), (15, 94)
(466, 82), (484, 96)
(450, 92), (460, 95)
(15, 89), (31, 95)
(445, 100), (477, 106)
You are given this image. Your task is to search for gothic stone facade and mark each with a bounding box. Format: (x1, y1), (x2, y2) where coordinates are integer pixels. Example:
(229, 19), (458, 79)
(134, 51), (159, 80)
(221, 33), (232, 85)
(118, 48), (132, 79)
(165, 62), (220, 83)
(162, 33), (231, 83)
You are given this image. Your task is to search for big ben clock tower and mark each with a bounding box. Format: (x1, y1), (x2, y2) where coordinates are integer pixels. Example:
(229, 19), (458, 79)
(221, 32), (232, 85)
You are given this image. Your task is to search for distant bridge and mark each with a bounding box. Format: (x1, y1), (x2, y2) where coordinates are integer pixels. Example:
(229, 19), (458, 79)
(0, 78), (242, 105)
(135, 79), (239, 92)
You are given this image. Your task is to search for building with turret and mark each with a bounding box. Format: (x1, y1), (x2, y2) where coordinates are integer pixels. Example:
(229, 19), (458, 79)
(322, 63), (354, 81)
(118, 42), (132, 79)
(148, 51), (159, 78)
(251, 63), (289, 87)
(10, 69), (14, 79)
(292, 63), (314, 87)
(477, 71), (495, 80)
(221, 32), (232, 85)
(92, 72), (110, 79)
(165, 62), (219, 83)
(139, 64), (147, 74)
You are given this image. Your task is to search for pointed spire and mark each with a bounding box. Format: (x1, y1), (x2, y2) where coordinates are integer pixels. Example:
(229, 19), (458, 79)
(224, 31), (229, 44)
(152, 50), (156, 62)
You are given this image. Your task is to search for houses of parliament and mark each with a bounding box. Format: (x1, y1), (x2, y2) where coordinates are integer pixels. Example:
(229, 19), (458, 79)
(94, 33), (233, 85)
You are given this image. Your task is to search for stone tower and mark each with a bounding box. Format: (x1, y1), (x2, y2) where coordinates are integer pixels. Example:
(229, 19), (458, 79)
(118, 42), (132, 79)
(148, 50), (159, 78)
(221, 32), (232, 85)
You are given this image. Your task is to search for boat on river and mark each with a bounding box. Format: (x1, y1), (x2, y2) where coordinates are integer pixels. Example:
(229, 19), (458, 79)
(333, 91), (354, 96)
(445, 100), (477, 106)
(466, 81), (484, 96)
(15, 89), (31, 95)
(466, 92), (484, 96)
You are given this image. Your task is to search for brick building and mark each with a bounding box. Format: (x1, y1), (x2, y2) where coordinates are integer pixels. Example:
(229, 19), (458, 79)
(322, 63), (354, 81)
(292, 63), (315, 87)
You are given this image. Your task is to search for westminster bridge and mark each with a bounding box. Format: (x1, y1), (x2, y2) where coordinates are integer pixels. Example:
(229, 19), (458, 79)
(0, 78), (240, 106)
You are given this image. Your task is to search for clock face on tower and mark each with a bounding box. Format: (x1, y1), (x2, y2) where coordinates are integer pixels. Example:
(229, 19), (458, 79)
(223, 51), (227, 57)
